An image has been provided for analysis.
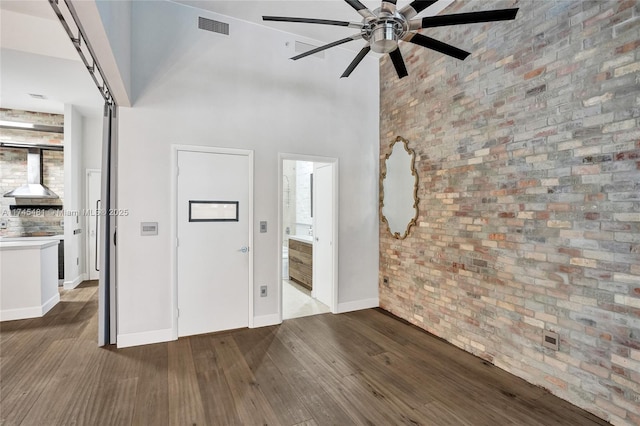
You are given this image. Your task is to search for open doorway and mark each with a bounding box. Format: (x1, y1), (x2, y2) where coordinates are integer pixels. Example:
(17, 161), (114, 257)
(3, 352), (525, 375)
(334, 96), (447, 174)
(280, 156), (338, 320)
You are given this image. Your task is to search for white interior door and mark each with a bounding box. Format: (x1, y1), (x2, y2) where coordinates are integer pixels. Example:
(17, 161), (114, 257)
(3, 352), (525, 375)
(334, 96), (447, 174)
(87, 170), (101, 280)
(312, 163), (334, 307)
(177, 150), (251, 337)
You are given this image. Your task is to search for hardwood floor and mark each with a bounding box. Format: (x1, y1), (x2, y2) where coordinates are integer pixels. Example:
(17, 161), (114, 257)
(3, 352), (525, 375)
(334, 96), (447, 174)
(1, 282), (608, 426)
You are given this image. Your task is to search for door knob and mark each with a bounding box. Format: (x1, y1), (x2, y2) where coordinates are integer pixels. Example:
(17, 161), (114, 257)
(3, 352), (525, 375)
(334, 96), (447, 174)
(239, 246), (249, 253)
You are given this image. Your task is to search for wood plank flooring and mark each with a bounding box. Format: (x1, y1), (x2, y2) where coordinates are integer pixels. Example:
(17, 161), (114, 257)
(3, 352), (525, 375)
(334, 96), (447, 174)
(0, 281), (609, 426)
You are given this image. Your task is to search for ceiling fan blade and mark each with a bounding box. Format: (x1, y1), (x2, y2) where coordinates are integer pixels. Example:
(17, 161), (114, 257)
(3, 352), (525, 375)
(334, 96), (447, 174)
(388, 47), (408, 79)
(341, 46), (371, 78)
(344, 0), (375, 19)
(406, 33), (470, 60)
(262, 16), (362, 29)
(399, 1), (439, 20)
(291, 35), (362, 61)
(420, 9), (519, 28)
(381, 0), (397, 14)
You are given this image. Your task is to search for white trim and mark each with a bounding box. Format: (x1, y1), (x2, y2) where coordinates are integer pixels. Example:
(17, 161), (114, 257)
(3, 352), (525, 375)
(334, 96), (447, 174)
(331, 160), (339, 314)
(336, 297), (379, 314)
(0, 293), (60, 322)
(63, 273), (85, 290)
(252, 313), (282, 328)
(278, 153), (339, 322)
(170, 147), (178, 340)
(85, 169), (101, 281)
(171, 145), (254, 340)
(116, 328), (175, 348)
(41, 293), (60, 315)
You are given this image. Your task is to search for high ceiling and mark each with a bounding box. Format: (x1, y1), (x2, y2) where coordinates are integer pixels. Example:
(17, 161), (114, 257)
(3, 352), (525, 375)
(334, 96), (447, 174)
(0, 0), (103, 117)
(0, 0), (454, 117)
(173, 0), (453, 50)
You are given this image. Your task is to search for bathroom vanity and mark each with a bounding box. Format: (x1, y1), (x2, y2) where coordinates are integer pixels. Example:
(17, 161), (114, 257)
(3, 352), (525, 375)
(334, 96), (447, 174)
(288, 236), (313, 290)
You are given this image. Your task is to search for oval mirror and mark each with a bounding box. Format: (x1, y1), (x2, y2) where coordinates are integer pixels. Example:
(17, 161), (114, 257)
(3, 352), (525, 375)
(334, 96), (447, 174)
(381, 136), (419, 239)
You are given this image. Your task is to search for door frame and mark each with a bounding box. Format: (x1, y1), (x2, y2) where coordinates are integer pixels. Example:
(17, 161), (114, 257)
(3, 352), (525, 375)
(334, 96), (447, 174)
(85, 168), (101, 280)
(278, 153), (339, 321)
(170, 145), (255, 340)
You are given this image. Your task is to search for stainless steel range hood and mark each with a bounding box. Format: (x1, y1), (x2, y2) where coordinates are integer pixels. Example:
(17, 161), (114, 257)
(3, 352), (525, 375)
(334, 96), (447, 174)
(3, 148), (59, 199)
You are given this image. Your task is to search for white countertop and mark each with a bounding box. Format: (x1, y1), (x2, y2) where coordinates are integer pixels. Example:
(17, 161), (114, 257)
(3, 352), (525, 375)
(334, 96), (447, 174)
(0, 240), (59, 251)
(0, 235), (64, 242)
(289, 235), (313, 243)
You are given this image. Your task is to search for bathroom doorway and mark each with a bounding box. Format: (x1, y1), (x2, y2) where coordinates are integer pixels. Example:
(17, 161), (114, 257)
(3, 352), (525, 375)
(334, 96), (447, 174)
(280, 155), (337, 320)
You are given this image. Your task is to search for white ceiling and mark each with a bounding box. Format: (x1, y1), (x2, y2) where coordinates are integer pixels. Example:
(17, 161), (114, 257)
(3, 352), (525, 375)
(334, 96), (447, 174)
(0, 0), (454, 118)
(0, 1), (103, 117)
(0, 0), (55, 19)
(173, 0), (453, 49)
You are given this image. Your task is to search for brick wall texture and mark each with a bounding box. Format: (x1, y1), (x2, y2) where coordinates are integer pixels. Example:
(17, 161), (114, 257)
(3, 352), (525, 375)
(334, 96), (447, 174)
(0, 109), (64, 237)
(379, 1), (640, 424)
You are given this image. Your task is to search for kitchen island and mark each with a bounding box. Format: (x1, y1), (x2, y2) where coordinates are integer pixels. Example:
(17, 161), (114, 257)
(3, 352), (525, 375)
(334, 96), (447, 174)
(0, 240), (60, 321)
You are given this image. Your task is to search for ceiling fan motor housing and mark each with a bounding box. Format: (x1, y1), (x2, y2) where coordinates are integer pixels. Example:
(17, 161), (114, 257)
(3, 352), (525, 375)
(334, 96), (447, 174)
(365, 8), (408, 53)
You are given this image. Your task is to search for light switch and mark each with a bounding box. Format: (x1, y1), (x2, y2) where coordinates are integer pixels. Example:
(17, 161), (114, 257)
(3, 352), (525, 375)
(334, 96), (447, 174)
(141, 222), (158, 236)
(260, 221), (267, 233)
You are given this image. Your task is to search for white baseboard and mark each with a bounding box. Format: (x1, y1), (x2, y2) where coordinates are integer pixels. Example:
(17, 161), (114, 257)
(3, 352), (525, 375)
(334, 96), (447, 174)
(41, 293), (60, 316)
(63, 274), (86, 290)
(0, 293), (60, 321)
(336, 297), (379, 314)
(117, 328), (175, 348)
(252, 313), (282, 328)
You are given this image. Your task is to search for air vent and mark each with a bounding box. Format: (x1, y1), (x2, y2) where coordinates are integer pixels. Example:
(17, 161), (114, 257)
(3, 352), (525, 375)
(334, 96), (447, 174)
(198, 17), (229, 35)
(295, 41), (325, 59)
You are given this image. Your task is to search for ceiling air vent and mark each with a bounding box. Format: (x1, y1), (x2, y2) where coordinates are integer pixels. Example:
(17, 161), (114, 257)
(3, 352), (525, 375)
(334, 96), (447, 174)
(198, 17), (229, 35)
(295, 41), (325, 59)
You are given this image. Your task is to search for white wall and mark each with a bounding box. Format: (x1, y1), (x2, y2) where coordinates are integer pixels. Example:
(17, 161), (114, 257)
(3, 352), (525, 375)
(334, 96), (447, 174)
(116, 1), (380, 344)
(82, 115), (103, 171)
(94, 0), (131, 99)
(63, 104), (84, 288)
(61, 107), (102, 288)
(295, 161), (313, 235)
(70, 0), (131, 106)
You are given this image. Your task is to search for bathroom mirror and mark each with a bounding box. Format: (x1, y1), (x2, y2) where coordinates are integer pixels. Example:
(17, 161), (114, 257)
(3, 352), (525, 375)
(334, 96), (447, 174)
(380, 136), (419, 239)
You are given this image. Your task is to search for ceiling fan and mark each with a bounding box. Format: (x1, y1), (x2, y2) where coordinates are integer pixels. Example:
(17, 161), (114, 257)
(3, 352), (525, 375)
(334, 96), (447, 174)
(263, 0), (518, 78)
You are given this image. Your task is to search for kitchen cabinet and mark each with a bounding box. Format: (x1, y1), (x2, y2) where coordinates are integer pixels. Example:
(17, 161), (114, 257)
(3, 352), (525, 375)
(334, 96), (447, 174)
(0, 235), (64, 281)
(0, 240), (60, 321)
(288, 236), (313, 290)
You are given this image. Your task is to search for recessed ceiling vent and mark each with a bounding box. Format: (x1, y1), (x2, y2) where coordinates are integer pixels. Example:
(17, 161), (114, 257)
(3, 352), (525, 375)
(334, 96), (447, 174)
(198, 17), (229, 35)
(295, 41), (325, 59)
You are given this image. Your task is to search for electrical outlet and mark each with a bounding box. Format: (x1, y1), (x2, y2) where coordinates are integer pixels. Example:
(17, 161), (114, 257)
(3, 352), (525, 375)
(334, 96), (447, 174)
(260, 286), (267, 297)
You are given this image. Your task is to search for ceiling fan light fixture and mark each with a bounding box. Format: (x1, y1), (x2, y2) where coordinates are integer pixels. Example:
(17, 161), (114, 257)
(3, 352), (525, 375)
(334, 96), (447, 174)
(370, 21), (402, 53)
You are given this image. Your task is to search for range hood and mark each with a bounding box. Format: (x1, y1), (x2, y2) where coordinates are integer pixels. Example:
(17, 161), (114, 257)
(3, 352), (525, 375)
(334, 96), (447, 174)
(3, 148), (59, 199)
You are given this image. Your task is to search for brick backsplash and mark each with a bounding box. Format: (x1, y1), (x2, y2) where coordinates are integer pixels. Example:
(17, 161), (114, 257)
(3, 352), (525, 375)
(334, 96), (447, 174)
(0, 109), (64, 237)
(379, 0), (639, 424)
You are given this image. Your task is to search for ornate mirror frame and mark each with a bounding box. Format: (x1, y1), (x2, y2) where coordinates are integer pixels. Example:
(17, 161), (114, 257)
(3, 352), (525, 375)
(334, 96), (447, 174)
(380, 136), (419, 239)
